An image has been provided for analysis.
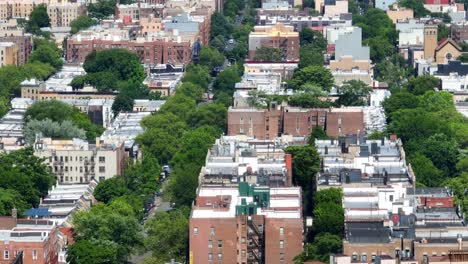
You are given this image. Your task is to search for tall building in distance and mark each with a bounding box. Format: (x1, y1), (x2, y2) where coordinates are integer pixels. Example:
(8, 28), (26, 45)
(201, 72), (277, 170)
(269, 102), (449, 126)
(248, 23), (300, 61)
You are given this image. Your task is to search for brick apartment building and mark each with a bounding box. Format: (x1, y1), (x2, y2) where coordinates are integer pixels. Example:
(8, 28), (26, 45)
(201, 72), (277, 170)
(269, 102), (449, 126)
(0, 42), (17, 66)
(227, 106), (365, 139)
(248, 23), (299, 61)
(0, 215), (61, 264)
(66, 38), (191, 65)
(451, 23), (468, 43)
(0, 34), (32, 65)
(190, 183), (303, 264)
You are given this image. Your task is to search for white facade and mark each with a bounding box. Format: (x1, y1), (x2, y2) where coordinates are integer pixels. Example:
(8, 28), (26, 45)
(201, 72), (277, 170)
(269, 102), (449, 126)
(439, 73), (468, 93)
(34, 138), (126, 184)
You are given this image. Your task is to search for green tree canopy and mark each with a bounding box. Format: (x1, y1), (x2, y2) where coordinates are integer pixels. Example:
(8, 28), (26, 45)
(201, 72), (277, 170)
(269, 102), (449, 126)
(145, 207), (190, 262)
(253, 46), (282, 62)
(177, 82), (205, 101)
(409, 153), (445, 187)
(199, 47), (225, 69)
(70, 16), (98, 34)
(285, 145), (321, 213)
(26, 4), (50, 34)
(404, 75), (439, 95)
(28, 41), (63, 70)
(299, 45), (325, 68)
(300, 28), (327, 51)
(67, 240), (119, 264)
(289, 65), (334, 91)
(336, 80), (372, 106)
(182, 64), (211, 89)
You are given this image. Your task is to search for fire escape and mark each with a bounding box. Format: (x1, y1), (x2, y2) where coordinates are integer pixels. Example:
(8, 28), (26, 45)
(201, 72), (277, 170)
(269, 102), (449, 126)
(279, 38), (288, 62)
(83, 150), (97, 183)
(247, 216), (265, 264)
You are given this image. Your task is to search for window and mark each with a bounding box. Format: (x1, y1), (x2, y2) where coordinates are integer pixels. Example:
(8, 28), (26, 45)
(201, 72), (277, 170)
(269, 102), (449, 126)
(280, 253), (284, 260)
(4, 250), (9, 260)
(210, 227), (215, 236)
(99, 176), (105, 181)
(389, 195), (393, 202)
(99, 156), (105, 162)
(99, 166), (105, 173)
(352, 254), (358, 261)
(279, 240), (284, 249)
(372, 254), (376, 262)
(361, 254), (367, 262)
(32, 250), (37, 260)
(193, 227), (198, 235)
(208, 240), (213, 248)
(241, 237), (246, 244)
(218, 253), (222, 260)
(218, 240), (223, 248)
(279, 227), (284, 235)
(208, 253), (213, 261)
(242, 250), (246, 257)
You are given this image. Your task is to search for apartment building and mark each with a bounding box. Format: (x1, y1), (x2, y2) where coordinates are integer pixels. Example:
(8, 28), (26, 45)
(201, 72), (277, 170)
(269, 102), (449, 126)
(0, 42), (17, 66)
(249, 23), (299, 61)
(386, 8), (414, 24)
(190, 135), (304, 264)
(257, 13), (352, 31)
(315, 135), (413, 189)
(227, 106), (365, 139)
(243, 62), (298, 79)
(342, 186), (468, 264)
(144, 64), (184, 96)
(451, 22), (468, 43)
(66, 27), (192, 65)
(0, 216), (61, 264)
(190, 184), (303, 264)
(0, 0), (58, 20)
(33, 137), (127, 184)
(47, 3), (86, 27)
(0, 19), (33, 65)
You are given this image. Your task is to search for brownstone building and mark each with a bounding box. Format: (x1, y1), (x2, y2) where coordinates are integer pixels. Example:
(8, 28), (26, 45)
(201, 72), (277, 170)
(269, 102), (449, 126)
(66, 38), (191, 65)
(227, 106), (365, 139)
(189, 183), (303, 264)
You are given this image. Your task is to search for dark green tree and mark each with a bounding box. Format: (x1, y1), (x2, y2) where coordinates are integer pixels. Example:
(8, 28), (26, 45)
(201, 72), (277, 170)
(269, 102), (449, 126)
(70, 16), (98, 34)
(199, 47), (225, 69)
(285, 146), (320, 213)
(253, 46), (282, 62)
(182, 64), (211, 89)
(299, 45), (324, 68)
(336, 80), (372, 106)
(67, 240), (119, 264)
(93, 177), (128, 204)
(404, 75), (439, 95)
(177, 82), (205, 101)
(145, 207), (190, 262)
(289, 65), (334, 91)
(26, 4), (50, 34)
(409, 153), (445, 187)
(300, 28), (327, 51)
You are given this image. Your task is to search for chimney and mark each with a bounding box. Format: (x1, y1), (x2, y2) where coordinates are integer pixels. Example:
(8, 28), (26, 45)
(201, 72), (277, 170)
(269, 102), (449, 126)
(285, 154), (293, 187)
(11, 208), (17, 219)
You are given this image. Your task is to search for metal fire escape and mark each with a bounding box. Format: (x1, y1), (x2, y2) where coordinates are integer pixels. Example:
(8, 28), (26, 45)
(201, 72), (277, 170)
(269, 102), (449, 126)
(247, 216), (265, 264)
(279, 38), (288, 62)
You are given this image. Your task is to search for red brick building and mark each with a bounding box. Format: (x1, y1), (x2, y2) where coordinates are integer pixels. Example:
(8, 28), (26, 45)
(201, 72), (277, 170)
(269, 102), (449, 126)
(189, 184), (303, 264)
(0, 217), (61, 264)
(227, 106), (365, 139)
(66, 38), (191, 65)
(248, 24), (300, 62)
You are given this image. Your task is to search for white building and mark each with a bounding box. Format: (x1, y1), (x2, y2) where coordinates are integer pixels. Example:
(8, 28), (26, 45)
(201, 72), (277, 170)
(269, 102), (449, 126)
(34, 137), (127, 184)
(396, 19), (425, 47)
(439, 73), (468, 93)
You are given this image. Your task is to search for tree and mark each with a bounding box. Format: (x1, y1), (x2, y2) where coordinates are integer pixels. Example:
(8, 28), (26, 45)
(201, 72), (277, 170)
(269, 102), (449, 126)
(314, 188), (342, 208)
(182, 64), (211, 89)
(198, 47), (225, 69)
(409, 153), (445, 187)
(24, 119), (86, 144)
(145, 207), (190, 262)
(28, 42), (63, 70)
(308, 126), (328, 144)
(83, 49), (144, 86)
(70, 16), (98, 34)
(0, 188), (30, 216)
(404, 76), (439, 95)
(300, 28), (327, 51)
(88, 0), (118, 19)
(285, 146), (320, 213)
(383, 92), (421, 119)
(438, 23), (450, 41)
(289, 65), (334, 91)
(26, 4), (50, 34)
(70, 75), (86, 90)
(447, 172), (468, 215)
(399, 0), (430, 17)
(213, 66), (241, 95)
(112, 94), (134, 114)
(294, 233), (342, 263)
(288, 93), (332, 108)
(189, 103), (227, 132)
(253, 46), (282, 62)
(177, 82), (205, 101)
(72, 200), (143, 262)
(313, 202), (344, 235)
(169, 126), (219, 206)
(458, 53), (468, 62)
(299, 45), (324, 68)
(93, 177), (128, 204)
(336, 80), (372, 106)
(365, 36), (396, 63)
(210, 12), (233, 40)
(67, 240), (119, 264)
(0, 148), (54, 208)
